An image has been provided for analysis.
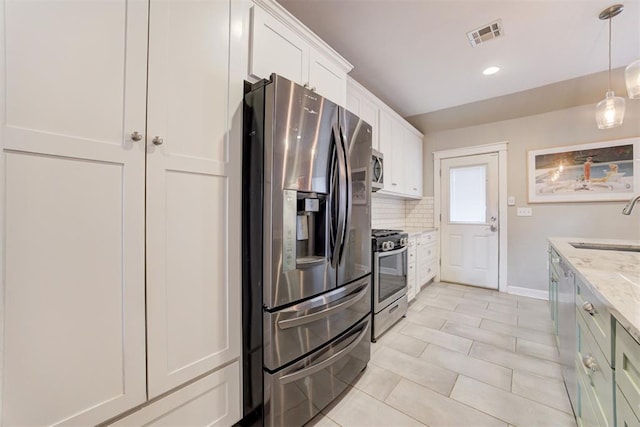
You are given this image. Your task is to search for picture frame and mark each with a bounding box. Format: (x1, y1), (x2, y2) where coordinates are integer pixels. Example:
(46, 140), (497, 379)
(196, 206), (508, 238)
(527, 137), (640, 203)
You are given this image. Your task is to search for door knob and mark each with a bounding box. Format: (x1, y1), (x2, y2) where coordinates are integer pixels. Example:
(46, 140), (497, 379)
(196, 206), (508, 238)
(489, 224), (498, 232)
(131, 131), (143, 142)
(152, 136), (164, 146)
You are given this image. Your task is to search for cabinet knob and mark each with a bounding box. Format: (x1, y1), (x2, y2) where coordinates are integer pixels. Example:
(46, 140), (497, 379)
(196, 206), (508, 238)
(152, 136), (164, 146)
(582, 354), (598, 372)
(582, 301), (596, 315)
(131, 131), (143, 142)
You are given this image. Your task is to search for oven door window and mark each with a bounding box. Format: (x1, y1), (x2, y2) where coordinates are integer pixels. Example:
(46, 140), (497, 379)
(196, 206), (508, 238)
(378, 250), (407, 304)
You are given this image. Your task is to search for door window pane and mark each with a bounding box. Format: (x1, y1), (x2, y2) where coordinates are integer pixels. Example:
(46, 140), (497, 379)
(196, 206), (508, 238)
(450, 165), (486, 223)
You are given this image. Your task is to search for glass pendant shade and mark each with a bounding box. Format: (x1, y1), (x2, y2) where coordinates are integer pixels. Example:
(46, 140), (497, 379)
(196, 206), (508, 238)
(596, 91), (625, 129)
(626, 58), (640, 99)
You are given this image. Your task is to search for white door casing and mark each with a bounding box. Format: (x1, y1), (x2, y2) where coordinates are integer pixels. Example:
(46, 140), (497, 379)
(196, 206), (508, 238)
(1, 0), (148, 424)
(434, 143), (508, 293)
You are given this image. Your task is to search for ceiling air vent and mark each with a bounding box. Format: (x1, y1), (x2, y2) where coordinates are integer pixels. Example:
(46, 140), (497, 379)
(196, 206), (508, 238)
(467, 19), (504, 47)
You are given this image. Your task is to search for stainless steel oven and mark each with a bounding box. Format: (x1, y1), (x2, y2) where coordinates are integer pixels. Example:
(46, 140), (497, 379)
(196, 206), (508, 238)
(371, 230), (408, 341)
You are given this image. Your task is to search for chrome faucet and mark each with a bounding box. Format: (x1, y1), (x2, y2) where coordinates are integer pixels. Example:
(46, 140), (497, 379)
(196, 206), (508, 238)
(622, 193), (640, 215)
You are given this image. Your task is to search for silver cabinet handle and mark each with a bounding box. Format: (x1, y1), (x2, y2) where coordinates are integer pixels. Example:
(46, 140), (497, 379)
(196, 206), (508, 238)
(583, 354), (598, 372)
(582, 301), (596, 315)
(152, 136), (164, 146)
(131, 131), (143, 141)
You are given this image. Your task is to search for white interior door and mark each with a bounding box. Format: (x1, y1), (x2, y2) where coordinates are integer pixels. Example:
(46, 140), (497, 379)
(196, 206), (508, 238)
(440, 153), (499, 289)
(145, 0), (239, 398)
(1, 0), (148, 424)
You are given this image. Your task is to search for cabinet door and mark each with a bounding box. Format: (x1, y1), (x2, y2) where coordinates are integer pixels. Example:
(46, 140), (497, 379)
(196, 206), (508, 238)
(146, 0), (240, 398)
(378, 109), (394, 191)
(1, 0), (148, 424)
(249, 5), (308, 85)
(308, 49), (346, 106)
(404, 130), (423, 197)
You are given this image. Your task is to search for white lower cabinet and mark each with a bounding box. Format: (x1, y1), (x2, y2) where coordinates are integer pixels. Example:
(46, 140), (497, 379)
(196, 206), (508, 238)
(1, 0), (241, 425)
(110, 362), (241, 427)
(407, 235), (418, 301)
(418, 231), (437, 285)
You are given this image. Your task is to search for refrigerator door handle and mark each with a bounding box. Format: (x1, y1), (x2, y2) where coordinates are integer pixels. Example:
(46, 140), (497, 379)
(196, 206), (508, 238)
(331, 123), (347, 269)
(278, 317), (370, 385)
(337, 125), (352, 266)
(277, 281), (368, 329)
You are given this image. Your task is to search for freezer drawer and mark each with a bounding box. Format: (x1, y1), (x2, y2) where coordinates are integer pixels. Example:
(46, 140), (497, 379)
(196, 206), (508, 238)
(264, 276), (370, 370)
(264, 316), (370, 427)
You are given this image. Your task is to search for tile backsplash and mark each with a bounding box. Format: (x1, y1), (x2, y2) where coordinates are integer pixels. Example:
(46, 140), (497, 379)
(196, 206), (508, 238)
(371, 195), (434, 230)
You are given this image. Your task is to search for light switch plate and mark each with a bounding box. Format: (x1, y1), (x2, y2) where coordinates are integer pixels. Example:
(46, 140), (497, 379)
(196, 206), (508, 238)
(516, 207), (533, 216)
(507, 196), (516, 206)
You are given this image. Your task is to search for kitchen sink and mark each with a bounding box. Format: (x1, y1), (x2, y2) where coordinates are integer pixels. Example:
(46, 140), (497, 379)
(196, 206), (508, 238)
(570, 242), (640, 252)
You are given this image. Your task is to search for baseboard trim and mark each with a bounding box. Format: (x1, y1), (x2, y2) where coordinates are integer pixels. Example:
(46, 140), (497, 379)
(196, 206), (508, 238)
(507, 286), (548, 301)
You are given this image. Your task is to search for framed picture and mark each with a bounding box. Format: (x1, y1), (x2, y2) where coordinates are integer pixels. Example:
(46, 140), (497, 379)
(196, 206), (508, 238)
(527, 137), (640, 203)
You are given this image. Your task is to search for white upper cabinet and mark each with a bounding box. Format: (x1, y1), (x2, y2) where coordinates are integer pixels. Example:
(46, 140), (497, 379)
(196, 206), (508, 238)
(249, 0), (352, 106)
(346, 77), (423, 199)
(346, 76), (379, 151)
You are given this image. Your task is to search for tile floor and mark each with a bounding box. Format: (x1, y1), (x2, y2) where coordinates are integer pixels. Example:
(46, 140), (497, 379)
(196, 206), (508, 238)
(307, 281), (577, 427)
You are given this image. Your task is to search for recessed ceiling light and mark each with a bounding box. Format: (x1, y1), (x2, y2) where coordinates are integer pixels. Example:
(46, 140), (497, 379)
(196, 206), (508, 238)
(483, 66), (500, 75)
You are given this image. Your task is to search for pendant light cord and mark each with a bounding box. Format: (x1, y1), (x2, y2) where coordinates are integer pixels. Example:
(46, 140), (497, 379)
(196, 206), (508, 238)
(608, 15), (612, 92)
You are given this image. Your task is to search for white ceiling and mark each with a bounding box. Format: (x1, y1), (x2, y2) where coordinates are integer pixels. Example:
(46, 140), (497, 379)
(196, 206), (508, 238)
(277, 0), (640, 117)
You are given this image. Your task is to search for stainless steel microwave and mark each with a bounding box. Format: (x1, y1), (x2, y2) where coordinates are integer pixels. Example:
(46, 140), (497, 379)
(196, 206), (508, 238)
(371, 149), (383, 192)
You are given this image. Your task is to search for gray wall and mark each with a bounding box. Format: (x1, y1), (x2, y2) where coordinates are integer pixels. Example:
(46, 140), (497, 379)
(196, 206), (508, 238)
(417, 101), (640, 293)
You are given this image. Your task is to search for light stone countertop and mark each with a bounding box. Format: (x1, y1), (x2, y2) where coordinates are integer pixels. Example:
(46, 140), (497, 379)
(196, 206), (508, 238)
(548, 237), (640, 344)
(403, 227), (437, 235)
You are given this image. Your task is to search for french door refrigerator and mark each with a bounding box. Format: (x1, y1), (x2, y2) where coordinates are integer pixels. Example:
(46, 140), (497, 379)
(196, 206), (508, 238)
(241, 74), (372, 426)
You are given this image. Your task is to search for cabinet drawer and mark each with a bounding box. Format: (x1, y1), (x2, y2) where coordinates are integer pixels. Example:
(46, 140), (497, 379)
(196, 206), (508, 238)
(422, 231), (436, 243)
(576, 278), (612, 366)
(109, 361), (240, 426)
(615, 323), (640, 420)
(617, 385), (640, 427)
(576, 366), (602, 427)
(422, 242), (437, 261)
(576, 311), (614, 427)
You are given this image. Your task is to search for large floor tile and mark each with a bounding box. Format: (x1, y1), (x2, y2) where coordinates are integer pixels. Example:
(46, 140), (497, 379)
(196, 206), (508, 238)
(403, 309), (448, 329)
(462, 289), (519, 307)
(450, 376), (576, 427)
(385, 379), (507, 427)
(454, 303), (518, 325)
(379, 330), (428, 358)
(321, 386), (425, 427)
(414, 305), (483, 327)
(516, 338), (560, 363)
(480, 318), (557, 347)
(306, 412), (340, 427)
(420, 344), (513, 391)
(422, 294), (473, 311)
(470, 341), (563, 379)
(351, 363), (402, 402)
(511, 370), (574, 415)
(401, 322), (473, 354)
(370, 345), (458, 396)
(441, 322), (516, 351)
(517, 315), (554, 333)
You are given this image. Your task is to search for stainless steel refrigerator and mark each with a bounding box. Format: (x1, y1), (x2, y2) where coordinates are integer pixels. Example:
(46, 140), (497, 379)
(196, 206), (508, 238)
(241, 75), (372, 426)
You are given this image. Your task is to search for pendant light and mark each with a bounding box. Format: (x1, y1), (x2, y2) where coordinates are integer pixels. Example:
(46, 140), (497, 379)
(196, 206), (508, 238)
(595, 4), (625, 129)
(626, 58), (640, 98)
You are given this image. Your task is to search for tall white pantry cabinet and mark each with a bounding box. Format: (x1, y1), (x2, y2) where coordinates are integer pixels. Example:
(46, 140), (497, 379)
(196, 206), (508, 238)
(0, 0), (242, 425)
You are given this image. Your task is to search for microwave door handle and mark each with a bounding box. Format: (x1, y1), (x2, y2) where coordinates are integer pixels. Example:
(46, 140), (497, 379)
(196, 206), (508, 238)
(337, 125), (352, 266)
(331, 123), (346, 269)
